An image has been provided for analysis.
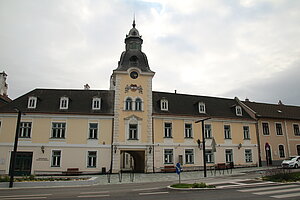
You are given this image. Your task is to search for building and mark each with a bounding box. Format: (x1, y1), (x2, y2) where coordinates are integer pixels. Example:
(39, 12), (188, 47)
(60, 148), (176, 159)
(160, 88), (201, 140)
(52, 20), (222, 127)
(0, 21), (275, 176)
(238, 99), (300, 166)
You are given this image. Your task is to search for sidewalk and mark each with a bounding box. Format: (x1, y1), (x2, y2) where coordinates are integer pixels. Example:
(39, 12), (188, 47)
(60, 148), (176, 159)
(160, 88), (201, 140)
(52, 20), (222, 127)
(0, 166), (272, 189)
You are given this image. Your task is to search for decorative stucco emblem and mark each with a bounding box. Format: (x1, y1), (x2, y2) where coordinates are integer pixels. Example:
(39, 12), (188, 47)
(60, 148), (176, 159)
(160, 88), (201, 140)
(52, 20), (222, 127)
(125, 84), (143, 94)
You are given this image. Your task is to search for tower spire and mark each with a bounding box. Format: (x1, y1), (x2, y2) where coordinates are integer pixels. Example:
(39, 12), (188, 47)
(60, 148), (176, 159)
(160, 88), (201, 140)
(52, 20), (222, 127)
(133, 13), (136, 28)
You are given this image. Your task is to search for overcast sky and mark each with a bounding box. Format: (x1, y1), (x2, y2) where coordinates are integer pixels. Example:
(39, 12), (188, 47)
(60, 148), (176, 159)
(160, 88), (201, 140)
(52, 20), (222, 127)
(1, 0), (299, 106)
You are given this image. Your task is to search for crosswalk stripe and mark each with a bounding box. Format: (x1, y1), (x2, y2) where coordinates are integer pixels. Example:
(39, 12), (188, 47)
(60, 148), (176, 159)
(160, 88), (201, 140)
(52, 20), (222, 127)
(254, 187), (300, 195)
(238, 184), (298, 192)
(271, 192), (300, 199)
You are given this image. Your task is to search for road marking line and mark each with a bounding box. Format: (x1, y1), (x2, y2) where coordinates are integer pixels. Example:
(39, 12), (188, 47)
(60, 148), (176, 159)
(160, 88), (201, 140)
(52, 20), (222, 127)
(132, 187), (161, 191)
(80, 191), (109, 194)
(2, 197), (47, 200)
(139, 191), (169, 196)
(238, 184), (298, 192)
(77, 195), (110, 198)
(218, 181), (275, 188)
(271, 192), (300, 199)
(0, 194), (52, 198)
(254, 187), (300, 195)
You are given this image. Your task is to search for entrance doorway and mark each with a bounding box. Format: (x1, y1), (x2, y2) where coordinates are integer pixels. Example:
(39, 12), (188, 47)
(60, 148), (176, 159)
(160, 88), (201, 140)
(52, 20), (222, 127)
(121, 150), (145, 173)
(11, 152), (33, 176)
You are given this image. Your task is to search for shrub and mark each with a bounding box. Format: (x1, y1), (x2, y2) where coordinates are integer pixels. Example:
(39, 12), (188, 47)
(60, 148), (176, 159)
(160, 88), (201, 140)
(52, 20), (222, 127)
(0, 175), (10, 182)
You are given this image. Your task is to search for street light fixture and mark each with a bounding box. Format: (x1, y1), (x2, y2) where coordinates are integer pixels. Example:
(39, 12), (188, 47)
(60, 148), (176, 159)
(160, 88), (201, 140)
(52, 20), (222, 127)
(9, 108), (22, 188)
(195, 117), (211, 177)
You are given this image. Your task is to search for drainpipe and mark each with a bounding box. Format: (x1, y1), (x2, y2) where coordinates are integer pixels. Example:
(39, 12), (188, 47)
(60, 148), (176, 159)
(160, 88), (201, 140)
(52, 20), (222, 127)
(255, 120), (262, 167)
(152, 117), (155, 173)
(110, 118), (114, 173)
(284, 120), (291, 158)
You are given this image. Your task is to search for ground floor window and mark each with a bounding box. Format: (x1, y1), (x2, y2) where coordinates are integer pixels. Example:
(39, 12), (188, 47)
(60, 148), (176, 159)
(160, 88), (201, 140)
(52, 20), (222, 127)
(205, 150), (214, 163)
(245, 149), (253, 163)
(164, 149), (173, 164)
(225, 149), (233, 163)
(185, 149), (194, 164)
(279, 145), (285, 158)
(51, 150), (61, 167)
(297, 145), (300, 156)
(87, 151), (97, 168)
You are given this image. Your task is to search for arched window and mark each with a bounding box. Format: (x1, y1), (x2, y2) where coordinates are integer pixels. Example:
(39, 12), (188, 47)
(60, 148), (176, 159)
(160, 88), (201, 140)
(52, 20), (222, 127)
(125, 97), (133, 110)
(279, 145), (285, 158)
(135, 98), (142, 111)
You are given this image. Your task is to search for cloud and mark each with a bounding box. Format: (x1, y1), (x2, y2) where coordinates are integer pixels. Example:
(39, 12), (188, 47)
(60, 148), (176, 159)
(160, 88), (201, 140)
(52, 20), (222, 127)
(0, 0), (299, 106)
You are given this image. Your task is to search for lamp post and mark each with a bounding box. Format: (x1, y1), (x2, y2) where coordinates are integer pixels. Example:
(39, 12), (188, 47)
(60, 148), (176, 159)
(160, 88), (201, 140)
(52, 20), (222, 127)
(195, 117), (211, 177)
(9, 109), (22, 188)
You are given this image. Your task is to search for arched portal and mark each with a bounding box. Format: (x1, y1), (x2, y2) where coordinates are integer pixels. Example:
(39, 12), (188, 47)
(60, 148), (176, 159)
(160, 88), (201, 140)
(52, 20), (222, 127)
(121, 150), (145, 173)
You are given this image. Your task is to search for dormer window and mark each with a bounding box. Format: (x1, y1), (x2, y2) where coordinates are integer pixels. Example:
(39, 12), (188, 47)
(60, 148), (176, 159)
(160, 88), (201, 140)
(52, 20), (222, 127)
(60, 97), (69, 110)
(236, 106), (242, 116)
(92, 98), (101, 110)
(198, 102), (206, 113)
(28, 97), (37, 109)
(161, 99), (168, 111)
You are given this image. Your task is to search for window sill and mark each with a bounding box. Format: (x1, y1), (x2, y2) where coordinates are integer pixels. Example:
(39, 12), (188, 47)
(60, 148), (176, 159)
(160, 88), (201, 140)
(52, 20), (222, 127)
(164, 137), (173, 139)
(224, 138), (232, 140)
(243, 138), (251, 140)
(184, 137), (193, 139)
(50, 138), (66, 140)
(88, 138), (98, 140)
(128, 138), (138, 140)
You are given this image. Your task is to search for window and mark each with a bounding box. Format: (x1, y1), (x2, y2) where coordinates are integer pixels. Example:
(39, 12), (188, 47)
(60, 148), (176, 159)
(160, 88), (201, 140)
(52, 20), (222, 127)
(28, 97), (37, 109)
(262, 123), (270, 135)
(294, 124), (300, 136)
(236, 106), (242, 116)
(243, 126), (250, 140)
(225, 149), (233, 163)
(51, 150), (61, 167)
(224, 125), (231, 139)
(135, 98), (142, 111)
(164, 149), (173, 164)
(297, 145), (300, 156)
(129, 124), (138, 140)
(92, 98), (101, 110)
(185, 123), (193, 138)
(245, 149), (252, 162)
(89, 123), (98, 139)
(276, 123), (283, 135)
(185, 149), (194, 164)
(125, 97), (133, 110)
(205, 150), (214, 163)
(161, 99), (168, 111)
(164, 123), (172, 138)
(198, 102), (206, 113)
(19, 122), (32, 138)
(205, 124), (212, 139)
(278, 145), (285, 158)
(51, 123), (66, 139)
(60, 97), (69, 109)
(87, 151), (97, 168)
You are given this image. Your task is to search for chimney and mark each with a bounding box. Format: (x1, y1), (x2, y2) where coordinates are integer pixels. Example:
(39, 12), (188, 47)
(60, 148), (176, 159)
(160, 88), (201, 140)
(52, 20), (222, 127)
(84, 84), (90, 90)
(174, 90), (177, 94)
(278, 100), (283, 105)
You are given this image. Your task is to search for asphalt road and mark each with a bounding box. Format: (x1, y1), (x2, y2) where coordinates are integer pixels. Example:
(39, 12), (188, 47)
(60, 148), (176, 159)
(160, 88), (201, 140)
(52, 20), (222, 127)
(1, 180), (300, 200)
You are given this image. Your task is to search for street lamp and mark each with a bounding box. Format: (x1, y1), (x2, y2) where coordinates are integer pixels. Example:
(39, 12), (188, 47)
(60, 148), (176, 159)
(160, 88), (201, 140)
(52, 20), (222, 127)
(9, 108), (22, 188)
(195, 117), (211, 177)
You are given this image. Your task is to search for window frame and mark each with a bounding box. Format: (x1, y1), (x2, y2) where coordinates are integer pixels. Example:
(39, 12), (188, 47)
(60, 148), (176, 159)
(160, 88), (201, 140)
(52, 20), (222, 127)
(198, 102), (206, 114)
(275, 123), (283, 136)
(243, 126), (250, 140)
(184, 123), (193, 138)
(278, 145), (285, 158)
(185, 149), (194, 164)
(205, 124), (212, 139)
(27, 97), (37, 109)
(293, 124), (300, 136)
(125, 97), (133, 111)
(164, 149), (174, 164)
(92, 98), (101, 110)
(87, 151), (97, 168)
(51, 122), (66, 139)
(128, 124), (138, 140)
(225, 149), (233, 163)
(164, 122), (172, 138)
(224, 125), (231, 139)
(262, 122), (270, 135)
(135, 98), (142, 111)
(88, 123), (98, 139)
(235, 106), (242, 116)
(19, 122), (32, 138)
(161, 99), (168, 111)
(59, 97), (69, 110)
(205, 150), (214, 163)
(245, 149), (253, 163)
(51, 150), (61, 167)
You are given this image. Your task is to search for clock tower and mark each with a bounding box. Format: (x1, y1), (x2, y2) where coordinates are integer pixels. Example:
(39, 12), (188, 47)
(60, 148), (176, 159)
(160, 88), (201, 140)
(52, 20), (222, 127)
(110, 20), (155, 173)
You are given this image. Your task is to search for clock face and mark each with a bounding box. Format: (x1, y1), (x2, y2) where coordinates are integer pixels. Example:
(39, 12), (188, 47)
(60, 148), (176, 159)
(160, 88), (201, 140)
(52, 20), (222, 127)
(130, 71), (139, 79)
